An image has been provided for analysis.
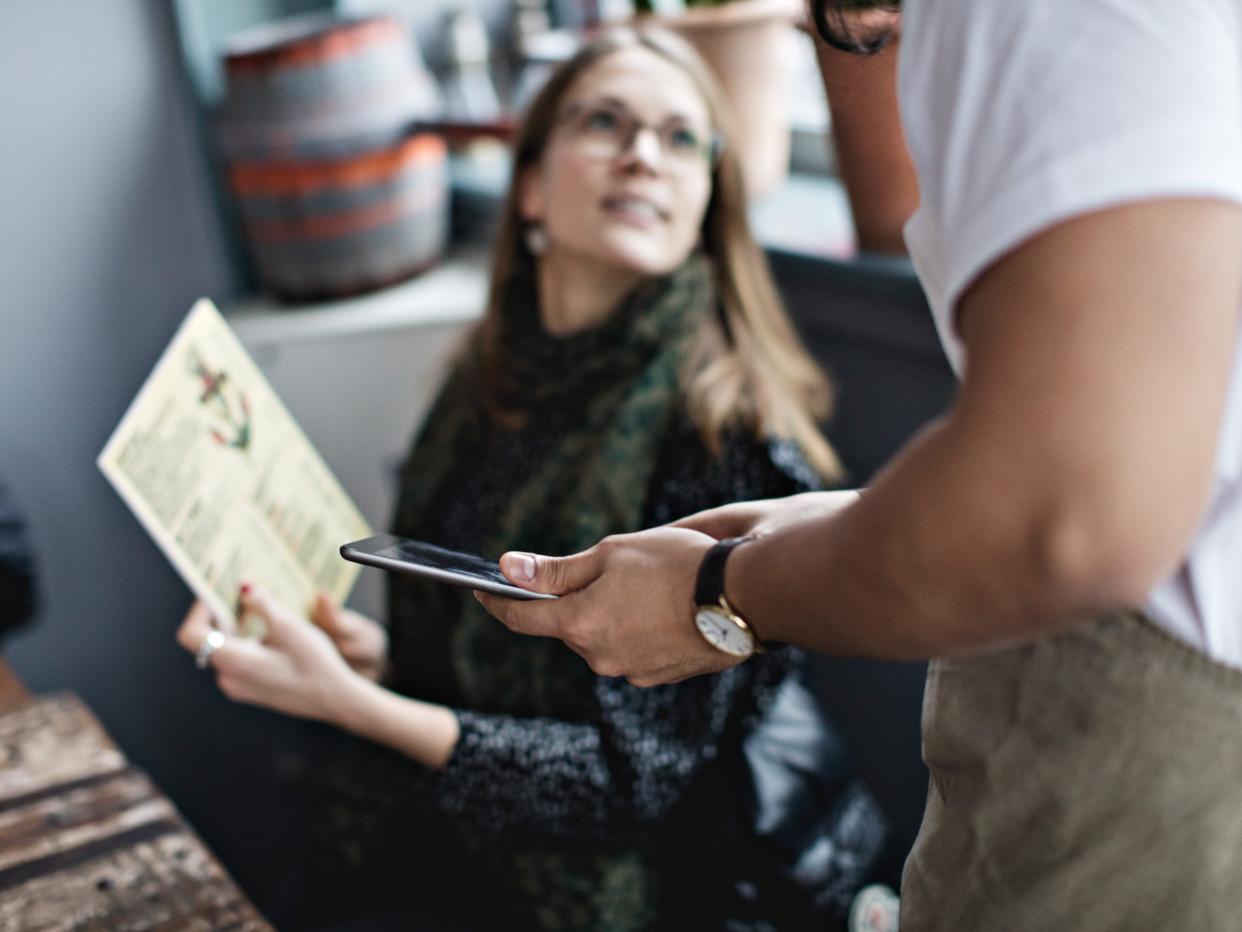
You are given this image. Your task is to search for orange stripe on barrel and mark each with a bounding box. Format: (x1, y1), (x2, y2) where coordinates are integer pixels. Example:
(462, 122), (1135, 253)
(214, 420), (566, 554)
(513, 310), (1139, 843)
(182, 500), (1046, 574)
(228, 134), (446, 196)
(241, 183), (446, 244)
(226, 19), (405, 74)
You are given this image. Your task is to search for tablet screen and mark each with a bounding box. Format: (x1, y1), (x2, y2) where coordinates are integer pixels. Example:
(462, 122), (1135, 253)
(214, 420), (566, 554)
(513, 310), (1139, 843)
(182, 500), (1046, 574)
(374, 538), (511, 587)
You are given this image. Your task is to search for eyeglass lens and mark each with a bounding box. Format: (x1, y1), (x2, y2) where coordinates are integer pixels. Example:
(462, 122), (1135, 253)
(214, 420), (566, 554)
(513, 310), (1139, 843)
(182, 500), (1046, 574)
(562, 101), (720, 167)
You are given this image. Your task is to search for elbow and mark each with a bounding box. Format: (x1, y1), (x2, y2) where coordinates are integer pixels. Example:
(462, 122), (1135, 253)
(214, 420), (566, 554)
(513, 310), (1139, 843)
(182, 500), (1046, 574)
(1028, 503), (1193, 616)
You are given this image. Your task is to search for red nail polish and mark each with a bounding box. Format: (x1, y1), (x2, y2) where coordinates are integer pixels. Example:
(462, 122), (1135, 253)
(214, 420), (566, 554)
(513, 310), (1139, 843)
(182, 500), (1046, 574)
(240, 583), (251, 595)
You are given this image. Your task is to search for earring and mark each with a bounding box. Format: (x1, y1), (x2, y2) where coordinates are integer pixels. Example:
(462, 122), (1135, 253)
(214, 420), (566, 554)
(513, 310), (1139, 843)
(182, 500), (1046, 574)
(524, 224), (548, 256)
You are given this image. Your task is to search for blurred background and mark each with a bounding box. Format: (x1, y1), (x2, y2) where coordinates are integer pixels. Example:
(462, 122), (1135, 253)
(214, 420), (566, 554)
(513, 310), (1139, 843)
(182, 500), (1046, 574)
(0, 0), (951, 914)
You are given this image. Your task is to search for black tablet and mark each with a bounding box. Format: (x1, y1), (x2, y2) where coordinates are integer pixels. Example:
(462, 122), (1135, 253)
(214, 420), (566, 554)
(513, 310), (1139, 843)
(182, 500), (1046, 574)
(340, 534), (557, 601)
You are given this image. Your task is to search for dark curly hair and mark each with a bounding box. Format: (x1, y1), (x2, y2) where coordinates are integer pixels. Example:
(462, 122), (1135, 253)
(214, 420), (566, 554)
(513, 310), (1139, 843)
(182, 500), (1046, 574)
(811, 0), (902, 55)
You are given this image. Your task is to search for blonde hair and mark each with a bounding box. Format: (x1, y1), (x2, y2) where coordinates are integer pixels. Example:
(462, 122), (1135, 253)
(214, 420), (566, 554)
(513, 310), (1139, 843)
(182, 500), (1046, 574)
(471, 25), (843, 481)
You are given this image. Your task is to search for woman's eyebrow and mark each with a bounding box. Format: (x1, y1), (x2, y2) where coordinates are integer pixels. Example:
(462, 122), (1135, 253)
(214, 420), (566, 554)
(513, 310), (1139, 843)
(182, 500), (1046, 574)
(583, 94), (699, 126)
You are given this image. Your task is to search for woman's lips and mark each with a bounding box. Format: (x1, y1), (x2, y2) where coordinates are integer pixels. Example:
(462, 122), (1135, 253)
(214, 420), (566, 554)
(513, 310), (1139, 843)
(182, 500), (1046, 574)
(601, 196), (668, 229)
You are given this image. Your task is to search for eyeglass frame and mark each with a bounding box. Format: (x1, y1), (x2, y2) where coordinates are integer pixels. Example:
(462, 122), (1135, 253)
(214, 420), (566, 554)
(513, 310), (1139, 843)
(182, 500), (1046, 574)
(553, 98), (726, 171)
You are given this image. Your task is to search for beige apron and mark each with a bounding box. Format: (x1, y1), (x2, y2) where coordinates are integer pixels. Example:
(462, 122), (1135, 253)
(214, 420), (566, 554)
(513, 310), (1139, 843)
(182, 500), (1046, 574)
(900, 612), (1242, 930)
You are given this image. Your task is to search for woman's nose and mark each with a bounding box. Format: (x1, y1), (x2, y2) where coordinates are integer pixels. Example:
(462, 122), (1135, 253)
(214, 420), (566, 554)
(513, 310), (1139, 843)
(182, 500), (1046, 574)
(619, 126), (664, 173)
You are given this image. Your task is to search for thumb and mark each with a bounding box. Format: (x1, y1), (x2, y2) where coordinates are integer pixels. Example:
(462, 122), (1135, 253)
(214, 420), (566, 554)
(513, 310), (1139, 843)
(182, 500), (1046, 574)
(499, 547), (604, 596)
(240, 585), (299, 644)
(311, 591), (342, 633)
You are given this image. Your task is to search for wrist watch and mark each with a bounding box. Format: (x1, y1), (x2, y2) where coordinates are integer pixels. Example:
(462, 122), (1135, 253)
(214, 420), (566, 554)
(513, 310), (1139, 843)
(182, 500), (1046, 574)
(693, 536), (772, 658)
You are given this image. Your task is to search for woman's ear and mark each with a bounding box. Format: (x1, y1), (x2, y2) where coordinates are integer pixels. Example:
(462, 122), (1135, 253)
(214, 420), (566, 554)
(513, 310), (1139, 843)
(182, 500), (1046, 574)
(517, 166), (545, 223)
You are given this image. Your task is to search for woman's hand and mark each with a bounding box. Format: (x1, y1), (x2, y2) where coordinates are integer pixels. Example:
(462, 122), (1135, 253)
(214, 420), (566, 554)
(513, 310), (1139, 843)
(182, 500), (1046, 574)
(179, 587), (461, 767)
(177, 586), (366, 726)
(310, 592), (388, 683)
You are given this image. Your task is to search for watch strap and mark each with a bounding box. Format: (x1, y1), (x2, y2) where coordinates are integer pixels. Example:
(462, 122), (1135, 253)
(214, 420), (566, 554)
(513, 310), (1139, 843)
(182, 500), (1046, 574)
(694, 536), (750, 607)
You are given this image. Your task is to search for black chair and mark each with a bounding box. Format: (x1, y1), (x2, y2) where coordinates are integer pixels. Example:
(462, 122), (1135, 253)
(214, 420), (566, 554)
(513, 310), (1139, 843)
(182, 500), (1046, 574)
(0, 475), (39, 639)
(770, 247), (956, 887)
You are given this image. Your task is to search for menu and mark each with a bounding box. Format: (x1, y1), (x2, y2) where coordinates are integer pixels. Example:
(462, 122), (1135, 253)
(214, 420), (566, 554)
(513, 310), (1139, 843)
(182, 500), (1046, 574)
(98, 299), (371, 627)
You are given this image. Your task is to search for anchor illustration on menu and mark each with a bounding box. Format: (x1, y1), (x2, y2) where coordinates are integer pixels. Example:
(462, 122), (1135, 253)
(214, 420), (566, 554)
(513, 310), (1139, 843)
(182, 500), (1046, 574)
(188, 348), (252, 452)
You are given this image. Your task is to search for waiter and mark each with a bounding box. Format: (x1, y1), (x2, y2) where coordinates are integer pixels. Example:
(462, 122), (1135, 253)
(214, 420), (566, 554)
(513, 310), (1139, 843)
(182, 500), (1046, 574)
(479, 0), (1242, 928)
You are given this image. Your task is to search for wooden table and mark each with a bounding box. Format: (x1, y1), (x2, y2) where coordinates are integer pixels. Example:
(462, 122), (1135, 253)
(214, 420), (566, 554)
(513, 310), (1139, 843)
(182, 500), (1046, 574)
(0, 658), (25, 713)
(0, 659), (272, 930)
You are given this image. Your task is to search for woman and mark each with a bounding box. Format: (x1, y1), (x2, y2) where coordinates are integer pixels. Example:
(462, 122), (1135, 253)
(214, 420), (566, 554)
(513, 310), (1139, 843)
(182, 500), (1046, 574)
(478, 3), (1242, 930)
(179, 26), (885, 932)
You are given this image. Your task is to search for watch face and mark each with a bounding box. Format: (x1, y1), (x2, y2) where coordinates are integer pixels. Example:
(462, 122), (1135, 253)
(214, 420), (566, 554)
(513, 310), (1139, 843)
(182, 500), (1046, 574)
(694, 607), (754, 657)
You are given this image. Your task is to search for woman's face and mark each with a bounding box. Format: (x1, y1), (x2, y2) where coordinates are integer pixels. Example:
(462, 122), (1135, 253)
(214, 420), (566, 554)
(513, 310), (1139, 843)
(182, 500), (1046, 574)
(521, 46), (716, 278)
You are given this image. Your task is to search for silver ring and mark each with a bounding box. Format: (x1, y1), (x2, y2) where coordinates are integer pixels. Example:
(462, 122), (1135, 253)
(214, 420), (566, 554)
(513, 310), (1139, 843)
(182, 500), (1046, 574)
(194, 629), (226, 669)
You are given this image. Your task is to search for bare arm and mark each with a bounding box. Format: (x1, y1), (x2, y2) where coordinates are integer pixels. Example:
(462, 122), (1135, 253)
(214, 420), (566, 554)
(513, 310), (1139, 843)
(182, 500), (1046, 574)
(334, 677), (460, 769)
(732, 199), (1242, 657)
(814, 25), (917, 254)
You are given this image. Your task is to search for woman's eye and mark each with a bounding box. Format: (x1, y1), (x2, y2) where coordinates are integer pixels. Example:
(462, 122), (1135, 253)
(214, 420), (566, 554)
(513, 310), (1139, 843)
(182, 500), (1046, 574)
(667, 126), (700, 154)
(583, 108), (621, 133)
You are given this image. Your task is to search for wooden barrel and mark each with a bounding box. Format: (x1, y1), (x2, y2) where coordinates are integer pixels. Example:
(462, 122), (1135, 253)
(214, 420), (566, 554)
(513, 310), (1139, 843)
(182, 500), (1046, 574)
(227, 133), (448, 301)
(218, 13), (439, 160)
(216, 14), (448, 300)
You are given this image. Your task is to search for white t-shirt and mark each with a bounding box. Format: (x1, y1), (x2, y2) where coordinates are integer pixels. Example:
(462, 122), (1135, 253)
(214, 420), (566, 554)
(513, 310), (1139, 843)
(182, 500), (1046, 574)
(898, 0), (1242, 666)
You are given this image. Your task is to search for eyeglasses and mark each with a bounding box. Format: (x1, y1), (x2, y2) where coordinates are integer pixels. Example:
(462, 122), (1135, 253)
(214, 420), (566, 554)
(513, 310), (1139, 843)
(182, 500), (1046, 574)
(556, 100), (724, 171)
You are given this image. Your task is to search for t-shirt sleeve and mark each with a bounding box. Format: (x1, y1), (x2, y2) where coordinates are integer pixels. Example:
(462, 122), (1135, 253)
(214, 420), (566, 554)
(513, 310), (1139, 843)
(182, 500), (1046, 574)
(900, 0), (1242, 371)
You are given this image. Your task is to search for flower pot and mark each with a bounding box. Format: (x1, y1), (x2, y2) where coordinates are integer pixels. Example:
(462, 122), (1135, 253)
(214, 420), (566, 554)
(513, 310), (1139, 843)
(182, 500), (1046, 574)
(647, 0), (801, 198)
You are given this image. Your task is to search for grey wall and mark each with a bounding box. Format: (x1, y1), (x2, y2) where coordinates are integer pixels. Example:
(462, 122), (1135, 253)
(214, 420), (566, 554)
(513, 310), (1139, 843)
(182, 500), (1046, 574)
(0, 0), (309, 909)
